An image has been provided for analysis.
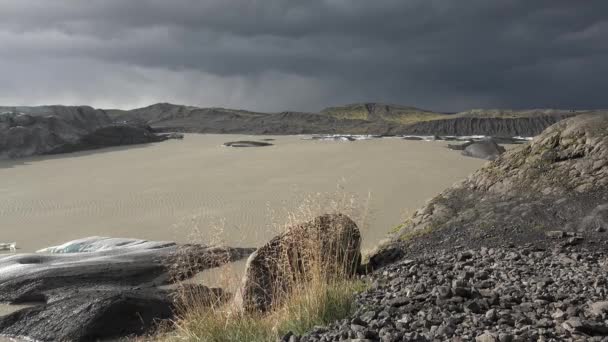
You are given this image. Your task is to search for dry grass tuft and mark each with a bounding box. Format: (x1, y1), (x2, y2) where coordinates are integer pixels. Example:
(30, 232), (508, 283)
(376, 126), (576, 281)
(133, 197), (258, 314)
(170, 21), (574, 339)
(156, 187), (370, 342)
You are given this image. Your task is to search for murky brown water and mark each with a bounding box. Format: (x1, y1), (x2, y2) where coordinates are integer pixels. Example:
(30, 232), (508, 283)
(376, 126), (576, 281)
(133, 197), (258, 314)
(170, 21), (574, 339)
(0, 134), (484, 253)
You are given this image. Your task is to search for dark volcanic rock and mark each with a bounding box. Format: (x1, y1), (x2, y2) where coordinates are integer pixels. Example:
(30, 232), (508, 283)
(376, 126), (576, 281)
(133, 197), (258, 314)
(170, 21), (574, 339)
(234, 214), (361, 312)
(223, 140), (273, 147)
(298, 247), (608, 341)
(0, 289), (174, 342)
(0, 106), (109, 159)
(0, 106), (171, 159)
(0, 237), (255, 341)
(461, 140), (506, 160)
(47, 124), (168, 154)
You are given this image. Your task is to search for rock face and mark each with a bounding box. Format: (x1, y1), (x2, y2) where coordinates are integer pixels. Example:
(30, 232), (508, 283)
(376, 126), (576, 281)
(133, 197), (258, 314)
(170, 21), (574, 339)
(0, 237), (255, 341)
(234, 214), (361, 312)
(0, 106), (170, 160)
(369, 113), (608, 269)
(461, 140), (506, 160)
(298, 246), (608, 341)
(401, 114), (574, 137)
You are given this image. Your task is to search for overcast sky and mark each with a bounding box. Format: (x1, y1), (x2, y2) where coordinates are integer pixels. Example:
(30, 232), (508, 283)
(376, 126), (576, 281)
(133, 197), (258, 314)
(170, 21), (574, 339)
(0, 1), (606, 112)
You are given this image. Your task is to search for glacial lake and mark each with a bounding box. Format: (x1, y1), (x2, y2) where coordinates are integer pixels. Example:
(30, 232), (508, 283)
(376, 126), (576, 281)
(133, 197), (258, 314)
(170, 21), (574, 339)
(0, 134), (485, 253)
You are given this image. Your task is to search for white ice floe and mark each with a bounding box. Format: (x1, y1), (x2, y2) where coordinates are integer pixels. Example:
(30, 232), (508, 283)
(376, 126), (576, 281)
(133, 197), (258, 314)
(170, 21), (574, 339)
(1, 237), (179, 283)
(303, 134), (534, 142)
(442, 135), (488, 141)
(36, 236), (175, 254)
(0, 242), (16, 252)
(303, 134), (380, 141)
(401, 135), (441, 141)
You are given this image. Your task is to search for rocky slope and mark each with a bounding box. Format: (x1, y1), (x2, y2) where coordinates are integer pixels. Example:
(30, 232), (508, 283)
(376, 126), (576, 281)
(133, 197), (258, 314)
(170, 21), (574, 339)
(108, 103), (599, 137)
(0, 106), (170, 160)
(109, 103), (401, 135)
(369, 113), (608, 268)
(320, 103), (444, 124)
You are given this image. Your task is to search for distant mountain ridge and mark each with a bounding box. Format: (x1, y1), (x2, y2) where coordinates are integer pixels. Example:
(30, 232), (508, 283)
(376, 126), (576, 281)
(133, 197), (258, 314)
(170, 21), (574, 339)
(107, 102), (602, 137)
(1, 102), (605, 160)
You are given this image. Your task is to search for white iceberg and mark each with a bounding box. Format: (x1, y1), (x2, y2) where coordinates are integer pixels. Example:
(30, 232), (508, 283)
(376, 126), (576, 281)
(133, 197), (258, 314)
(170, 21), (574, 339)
(36, 236), (175, 254)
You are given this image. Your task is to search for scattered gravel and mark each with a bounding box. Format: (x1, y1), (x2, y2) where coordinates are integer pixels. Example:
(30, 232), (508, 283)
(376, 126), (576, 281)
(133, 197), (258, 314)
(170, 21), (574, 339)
(293, 245), (608, 342)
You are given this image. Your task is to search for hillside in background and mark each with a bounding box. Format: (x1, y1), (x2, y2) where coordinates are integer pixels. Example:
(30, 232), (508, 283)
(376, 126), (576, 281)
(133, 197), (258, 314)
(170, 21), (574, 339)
(108, 102), (602, 137)
(2, 102), (605, 159)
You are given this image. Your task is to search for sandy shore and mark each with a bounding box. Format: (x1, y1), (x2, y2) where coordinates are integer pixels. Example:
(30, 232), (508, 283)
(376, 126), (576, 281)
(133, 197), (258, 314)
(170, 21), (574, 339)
(0, 134), (484, 253)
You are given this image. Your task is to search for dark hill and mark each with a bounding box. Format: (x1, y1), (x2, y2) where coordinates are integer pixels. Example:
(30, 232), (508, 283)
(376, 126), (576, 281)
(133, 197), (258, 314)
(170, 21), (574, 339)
(0, 106), (168, 159)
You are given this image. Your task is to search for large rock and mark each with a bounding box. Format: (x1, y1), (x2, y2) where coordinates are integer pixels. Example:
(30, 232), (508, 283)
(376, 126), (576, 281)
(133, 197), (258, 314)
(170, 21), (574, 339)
(234, 214), (362, 312)
(461, 140), (506, 160)
(370, 113), (608, 269)
(0, 237), (255, 341)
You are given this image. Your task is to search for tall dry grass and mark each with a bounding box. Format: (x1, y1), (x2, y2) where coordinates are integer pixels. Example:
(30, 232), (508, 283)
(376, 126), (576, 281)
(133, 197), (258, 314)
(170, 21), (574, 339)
(157, 186), (371, 342)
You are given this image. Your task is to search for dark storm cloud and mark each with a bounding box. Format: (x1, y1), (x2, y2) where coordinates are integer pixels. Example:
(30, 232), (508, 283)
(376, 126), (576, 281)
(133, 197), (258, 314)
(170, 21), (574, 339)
(0, 0), (606, 111)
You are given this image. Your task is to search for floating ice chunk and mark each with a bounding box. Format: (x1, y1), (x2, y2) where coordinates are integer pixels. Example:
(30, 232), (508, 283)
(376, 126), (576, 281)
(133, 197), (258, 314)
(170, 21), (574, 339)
(304, 134), (380, 141)
(0, 242), (16, 252)
(37, 236), (175, 254)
